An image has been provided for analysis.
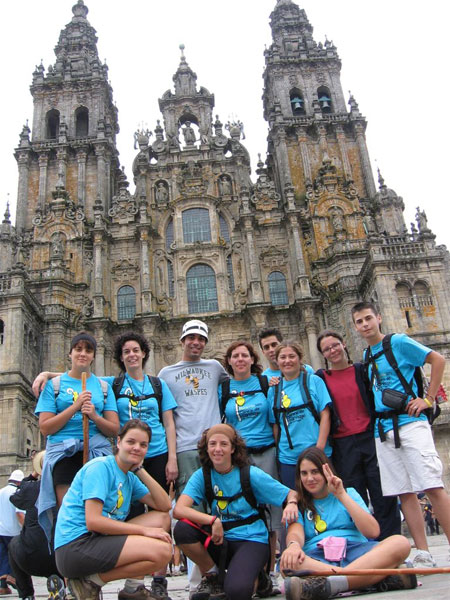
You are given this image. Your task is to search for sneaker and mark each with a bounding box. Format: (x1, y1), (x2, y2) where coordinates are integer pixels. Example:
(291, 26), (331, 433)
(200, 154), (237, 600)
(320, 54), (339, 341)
(376, 573), (418, 592)
(255, 570), (273, 598)
(47, 574), (66, 600)
(67, 578), (102, 600)
(412, 549), (437, 568)
(285, 576), (331, 600)
(118, 585), (159, 599)
(151, 578), (172, 600)
(270, 571), (281, 596)
(190, 573), (226, 600)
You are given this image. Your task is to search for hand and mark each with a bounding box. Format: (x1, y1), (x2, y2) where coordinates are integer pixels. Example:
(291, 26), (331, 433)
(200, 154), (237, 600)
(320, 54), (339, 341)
(165, 456), (178, 485)
(323, 463), (344, 497)
(407, 397), (428, 417)
(32, 372), (50, 397)
(268, 376), (280, 387)
(282, 502), (298, 525)
(280, 543), (305, 572)
(142, 526), (172, 544)
(211, 518), (224, 545)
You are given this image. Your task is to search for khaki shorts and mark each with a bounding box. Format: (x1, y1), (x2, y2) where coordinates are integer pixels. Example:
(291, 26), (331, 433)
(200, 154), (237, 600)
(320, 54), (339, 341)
(375, 420), (443, 496)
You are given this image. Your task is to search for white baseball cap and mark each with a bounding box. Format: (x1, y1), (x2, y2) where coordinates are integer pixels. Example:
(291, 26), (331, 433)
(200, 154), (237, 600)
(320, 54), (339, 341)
(180, 319), (209, 341)
(9, 469), (24, 483)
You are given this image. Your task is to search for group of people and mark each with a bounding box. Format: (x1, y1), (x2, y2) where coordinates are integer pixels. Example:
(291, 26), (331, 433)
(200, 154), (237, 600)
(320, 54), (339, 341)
(1, 300), (449, 600)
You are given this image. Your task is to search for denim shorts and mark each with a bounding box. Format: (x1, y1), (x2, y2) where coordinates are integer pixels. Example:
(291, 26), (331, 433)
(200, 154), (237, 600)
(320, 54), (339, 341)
(307, 540), (378, 567)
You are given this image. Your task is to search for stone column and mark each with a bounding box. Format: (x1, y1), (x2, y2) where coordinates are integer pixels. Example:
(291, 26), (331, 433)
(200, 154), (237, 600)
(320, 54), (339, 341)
(271, 128), (291, 189)
(93, 325), (105, 376)
(15, 152), (30, 231)
(95, 146), (106, 207)
(304, 306), (322, 370)
(38, 152), (49, 210)
(140, 228), (152, 313)
(317, 124), (328, 157)
(244, 217), (263, 303)
(335, 125), (352, 180)
(77, 148), (88, 206)
(287, 213), (311, 299)
(56, 149), (67, 188)
(297, 127), (312, 184)
(354, 123), (376, 198)
(93, 231), (104, 317)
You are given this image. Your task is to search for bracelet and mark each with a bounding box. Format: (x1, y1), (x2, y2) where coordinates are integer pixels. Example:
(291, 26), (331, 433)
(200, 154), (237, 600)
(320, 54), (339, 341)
(423, 397), (433, 408)
(211, 515), (218, 526)
(287, 500), (298, 505)
(132, 465), (144, 474)
(287, 540), (301, 547)
(426, 392), (435, 400)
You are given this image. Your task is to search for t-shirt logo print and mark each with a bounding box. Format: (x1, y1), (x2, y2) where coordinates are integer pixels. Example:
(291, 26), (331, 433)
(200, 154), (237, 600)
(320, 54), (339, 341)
(306, 509), (327, 534)
(66, 388), (78, 403)
(109, 482), (124, 516)
(185, 375), (199, 389)
(213, 484), (228, 512)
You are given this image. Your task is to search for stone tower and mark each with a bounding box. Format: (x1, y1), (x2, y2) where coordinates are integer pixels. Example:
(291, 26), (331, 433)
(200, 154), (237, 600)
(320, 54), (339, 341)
(0, 0), (449, 481)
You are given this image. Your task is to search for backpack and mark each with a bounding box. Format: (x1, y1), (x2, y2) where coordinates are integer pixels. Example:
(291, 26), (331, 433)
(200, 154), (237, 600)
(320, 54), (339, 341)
(52, 375), (109, 401)
(112, 373), (164, 424)
(220, 374), (269, 420)
(272, 373), (320, 450)
(365, 334), (441, 427)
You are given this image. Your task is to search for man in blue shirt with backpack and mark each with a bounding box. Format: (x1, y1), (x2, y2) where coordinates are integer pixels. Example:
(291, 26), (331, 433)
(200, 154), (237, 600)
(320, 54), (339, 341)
(352, 301), (450, 567)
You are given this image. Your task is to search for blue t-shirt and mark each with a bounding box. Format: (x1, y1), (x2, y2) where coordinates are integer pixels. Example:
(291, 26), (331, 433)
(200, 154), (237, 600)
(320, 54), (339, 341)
(183, 465), (290, 543)
(102, 375), (177, 458)
(35, 373), (118, 443)
(298, 488), (369, 554)
(268, 372), (332, 464)
(218, 375), (275, 448)
(54, 454), (148, 549)
(367, 334), (430, 436)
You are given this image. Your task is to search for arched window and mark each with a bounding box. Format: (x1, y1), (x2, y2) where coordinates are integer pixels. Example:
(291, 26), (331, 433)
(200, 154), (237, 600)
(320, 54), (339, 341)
(166, 218), (174, 251)
(182, 208), (211, 243)
(46, 109), (60, 139)
(414, 281), (433, 307)
(317, 86), (332, 113)
(0, 319), (4, 344)
(187, 264), (218, 313)
(219, 215), (230, 242)
(117, 285), (136, 320)
(268, 271), (288, 306)
(290, 88), (305, 115)
(75, 106), (89, 137)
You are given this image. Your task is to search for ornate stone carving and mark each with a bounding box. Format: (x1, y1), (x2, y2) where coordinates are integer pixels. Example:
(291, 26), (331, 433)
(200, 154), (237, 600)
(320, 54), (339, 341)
(111, 259), (140, 282)
(260, 246), (288, 267)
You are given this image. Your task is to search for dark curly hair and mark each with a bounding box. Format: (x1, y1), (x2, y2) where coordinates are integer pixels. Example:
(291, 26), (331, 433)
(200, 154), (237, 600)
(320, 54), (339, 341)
(223, 340), (263, 376)
(295, 447), (337, 518)
(113, 332), (150, 372)
(198, 425), (249, 469)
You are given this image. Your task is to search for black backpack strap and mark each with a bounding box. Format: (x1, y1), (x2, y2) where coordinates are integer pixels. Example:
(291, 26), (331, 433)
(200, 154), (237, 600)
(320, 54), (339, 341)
(256, 374), (269, 397)
(148, 375), (163, 423)
(112, 373), (126, 399)
(220, 379), (231, 421)
(301, 373), (321, 425)
(202, 466), (214, 507)
(381, 334), (416, 399)
(239, 465), (257, 509)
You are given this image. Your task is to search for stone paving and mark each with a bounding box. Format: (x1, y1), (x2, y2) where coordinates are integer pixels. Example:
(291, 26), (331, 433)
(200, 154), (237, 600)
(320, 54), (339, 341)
(15, 534), (450, 599)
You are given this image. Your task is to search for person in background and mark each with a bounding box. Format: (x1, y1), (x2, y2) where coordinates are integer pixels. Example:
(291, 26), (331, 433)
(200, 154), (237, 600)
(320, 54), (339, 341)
(0, 469), (25, 595)
(315, 330), (401, 540)
(258, 328), (314, 378)
(281, 447), (415, 600)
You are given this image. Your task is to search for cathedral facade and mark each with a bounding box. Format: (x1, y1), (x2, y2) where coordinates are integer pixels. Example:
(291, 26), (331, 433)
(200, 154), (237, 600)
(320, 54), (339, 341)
(0, 0), (449, 481)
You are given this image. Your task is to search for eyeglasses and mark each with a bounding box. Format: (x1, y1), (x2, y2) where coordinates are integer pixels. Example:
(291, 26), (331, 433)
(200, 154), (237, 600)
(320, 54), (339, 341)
(321, 342), (342, 355)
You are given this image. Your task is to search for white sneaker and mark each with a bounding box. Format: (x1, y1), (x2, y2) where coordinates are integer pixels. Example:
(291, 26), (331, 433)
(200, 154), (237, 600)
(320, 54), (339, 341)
(270, 571), (281, 596)
(412, 549), (437, 568)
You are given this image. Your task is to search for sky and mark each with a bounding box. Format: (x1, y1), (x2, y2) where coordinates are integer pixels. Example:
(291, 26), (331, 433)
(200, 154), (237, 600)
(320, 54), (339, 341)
(1, 0), (449, 247)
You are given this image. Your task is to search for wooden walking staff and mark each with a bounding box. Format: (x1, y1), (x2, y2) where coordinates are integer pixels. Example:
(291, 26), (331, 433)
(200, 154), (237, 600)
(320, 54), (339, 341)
(284, 566), (450, 577)
(82, 371), (89, 464)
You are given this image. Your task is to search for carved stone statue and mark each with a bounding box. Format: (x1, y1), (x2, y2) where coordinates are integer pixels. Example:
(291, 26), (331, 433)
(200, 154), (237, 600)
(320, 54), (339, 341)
(219, 176), (232, 196)
(415, 206), (430, 233)
(182, 121), (196, 145)
(51, 233), (65, 258)
(155, 182), (168, 204)
(331, 210), (344, 232)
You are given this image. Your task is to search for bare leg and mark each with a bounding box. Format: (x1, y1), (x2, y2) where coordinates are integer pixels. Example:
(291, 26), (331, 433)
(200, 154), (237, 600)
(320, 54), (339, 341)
(270, 531), (278, 571)
(285, 535), (410, 590)
(426, 487), (450, 543)
(55, 484), (69, 507)
(399, 493), (429, 550)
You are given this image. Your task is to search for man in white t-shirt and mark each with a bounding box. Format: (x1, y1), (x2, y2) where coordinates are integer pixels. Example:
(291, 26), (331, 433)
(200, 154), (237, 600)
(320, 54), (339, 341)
(0, 470), (25, 594)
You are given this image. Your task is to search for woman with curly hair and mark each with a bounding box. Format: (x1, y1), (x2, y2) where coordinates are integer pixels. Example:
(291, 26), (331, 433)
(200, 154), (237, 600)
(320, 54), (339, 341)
(280, 447), (415, 600)
(173, 424), (298, 600)
(220, 340), (282, 590)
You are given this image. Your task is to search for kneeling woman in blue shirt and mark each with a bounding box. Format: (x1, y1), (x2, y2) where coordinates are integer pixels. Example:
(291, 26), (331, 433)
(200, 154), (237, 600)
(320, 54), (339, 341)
(281, 447), (415, 600)
(54, 419), (172, 600)
(173, 424), (298, 600)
